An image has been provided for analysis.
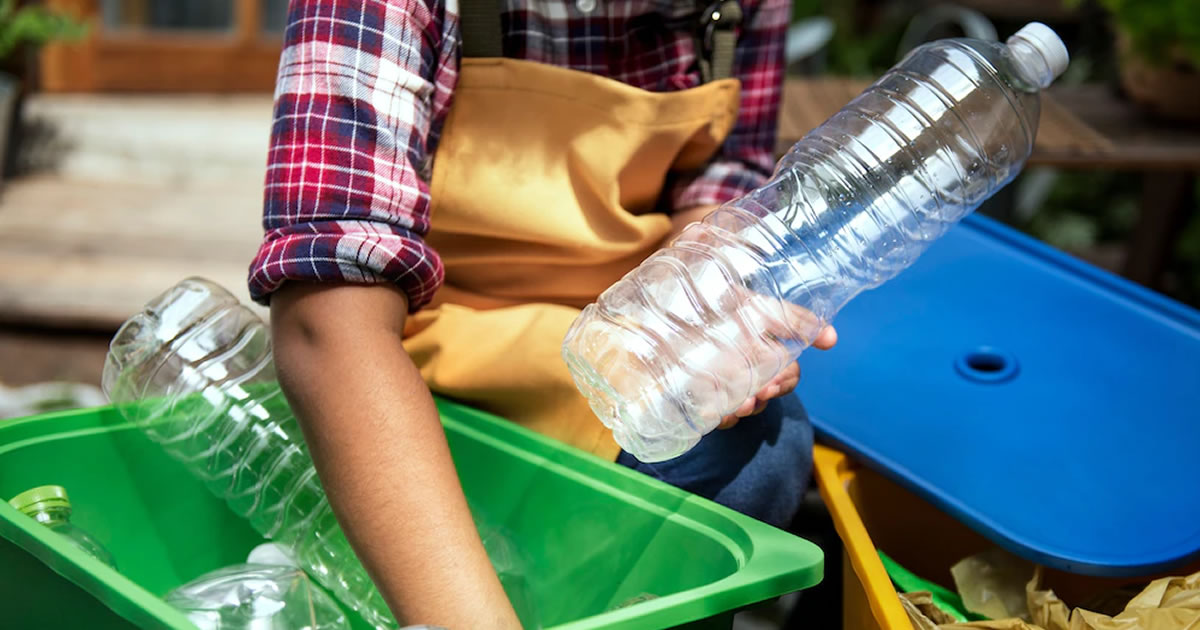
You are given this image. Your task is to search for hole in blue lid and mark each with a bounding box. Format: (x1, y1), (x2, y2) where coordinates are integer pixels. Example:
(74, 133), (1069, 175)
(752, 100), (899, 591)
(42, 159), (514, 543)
(956, 347), (1019, 383)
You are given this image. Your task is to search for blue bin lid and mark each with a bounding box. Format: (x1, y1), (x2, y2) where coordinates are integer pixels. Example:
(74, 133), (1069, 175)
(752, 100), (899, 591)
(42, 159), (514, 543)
(797, 214), (1200, 577)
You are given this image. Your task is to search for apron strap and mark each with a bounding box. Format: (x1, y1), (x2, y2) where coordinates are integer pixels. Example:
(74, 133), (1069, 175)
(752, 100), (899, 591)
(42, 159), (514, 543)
(697, 0), (743, 82)
(460, 0), (504, 58)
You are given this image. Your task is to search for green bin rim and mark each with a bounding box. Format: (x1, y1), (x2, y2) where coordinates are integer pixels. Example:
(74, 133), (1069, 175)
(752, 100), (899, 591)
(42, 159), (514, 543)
(0, 397), (823, 630)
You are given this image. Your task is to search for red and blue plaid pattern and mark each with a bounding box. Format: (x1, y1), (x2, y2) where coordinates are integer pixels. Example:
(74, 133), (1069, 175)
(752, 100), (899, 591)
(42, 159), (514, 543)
(249, 0), (791, 310)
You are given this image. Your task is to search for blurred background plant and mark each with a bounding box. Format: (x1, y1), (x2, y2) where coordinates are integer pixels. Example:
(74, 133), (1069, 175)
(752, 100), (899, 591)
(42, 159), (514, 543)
(0, 0), (86, 62)
(1073, 0), (1200, 69)
(0, 0), (86, 184)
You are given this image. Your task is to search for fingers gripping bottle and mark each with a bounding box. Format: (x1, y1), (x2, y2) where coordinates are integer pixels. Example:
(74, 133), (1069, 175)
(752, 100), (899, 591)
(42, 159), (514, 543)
(562, 23), (1070, 462)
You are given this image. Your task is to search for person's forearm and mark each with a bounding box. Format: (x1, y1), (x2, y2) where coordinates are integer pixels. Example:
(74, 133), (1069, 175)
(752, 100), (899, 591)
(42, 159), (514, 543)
(271, 282), (520, 629)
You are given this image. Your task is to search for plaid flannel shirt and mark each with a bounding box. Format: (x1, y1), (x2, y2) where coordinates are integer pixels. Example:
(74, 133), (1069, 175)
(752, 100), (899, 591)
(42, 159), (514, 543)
(249, 0), (791, 310)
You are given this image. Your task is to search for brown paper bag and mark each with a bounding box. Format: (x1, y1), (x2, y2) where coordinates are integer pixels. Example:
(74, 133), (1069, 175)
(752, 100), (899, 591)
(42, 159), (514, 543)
(894, 553), (1200, 630)
(944, 571), (1200, 630)
(1067, 572), (1200, 630)
(902, 592), (961, 629)
(1028, 569), (1071, 630)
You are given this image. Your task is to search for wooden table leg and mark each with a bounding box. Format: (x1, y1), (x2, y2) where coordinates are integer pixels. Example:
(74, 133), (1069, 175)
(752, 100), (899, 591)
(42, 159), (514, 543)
(1123, 172), (1196, 289)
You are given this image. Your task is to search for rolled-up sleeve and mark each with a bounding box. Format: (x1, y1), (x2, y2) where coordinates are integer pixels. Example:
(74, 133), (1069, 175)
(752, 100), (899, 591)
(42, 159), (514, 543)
(671, 0), (790, 210)
(249, 0), (459, 312)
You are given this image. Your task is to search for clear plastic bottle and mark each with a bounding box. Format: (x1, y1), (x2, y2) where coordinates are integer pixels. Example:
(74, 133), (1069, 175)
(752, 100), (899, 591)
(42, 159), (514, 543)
(102, 278), (540, 630)
(8, 485), (117, 569)
(165, 563), (350, 630)
(102, 278), (396, 629)
(562, 23), (1070, 462)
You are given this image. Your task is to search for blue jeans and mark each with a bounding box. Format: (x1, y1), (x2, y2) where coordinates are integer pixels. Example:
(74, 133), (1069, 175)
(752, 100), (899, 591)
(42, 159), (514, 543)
(615, 394), (815, 529)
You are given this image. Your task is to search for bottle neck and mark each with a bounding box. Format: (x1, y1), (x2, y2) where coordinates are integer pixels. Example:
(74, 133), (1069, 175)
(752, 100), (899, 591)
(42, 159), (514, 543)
(1006, 36), (1056, 89)
(23, 505), (71, 526)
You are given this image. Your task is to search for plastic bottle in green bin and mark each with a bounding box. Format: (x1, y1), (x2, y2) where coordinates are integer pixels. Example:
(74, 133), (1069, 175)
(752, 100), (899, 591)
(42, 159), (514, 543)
(9, 485), (117, 569)
(101, 278), (400, 629)
(101, 277), (539, 630)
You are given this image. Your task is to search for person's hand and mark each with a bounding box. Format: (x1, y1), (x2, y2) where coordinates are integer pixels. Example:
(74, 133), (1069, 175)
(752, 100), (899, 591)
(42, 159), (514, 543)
(664, 203), (840, 430)
(717, 325), (838, 429)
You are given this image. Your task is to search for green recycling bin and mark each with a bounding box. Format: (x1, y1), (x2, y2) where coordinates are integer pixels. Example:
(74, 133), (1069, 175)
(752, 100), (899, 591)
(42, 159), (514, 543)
(0, 397), (822, 629)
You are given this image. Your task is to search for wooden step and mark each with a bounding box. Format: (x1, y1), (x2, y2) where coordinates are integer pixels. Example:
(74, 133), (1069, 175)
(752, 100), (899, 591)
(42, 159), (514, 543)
(0, 175), (268, 330)
(22, 94), (273, 184)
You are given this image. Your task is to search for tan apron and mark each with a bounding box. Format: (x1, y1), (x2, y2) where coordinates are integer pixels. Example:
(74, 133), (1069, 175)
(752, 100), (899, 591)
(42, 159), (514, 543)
(403, 57), (741, 460)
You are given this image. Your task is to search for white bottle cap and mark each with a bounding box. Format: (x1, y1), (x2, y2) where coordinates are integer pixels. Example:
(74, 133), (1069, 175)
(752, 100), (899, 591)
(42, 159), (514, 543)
(247, 542), (299, 567)
(1009, 22), (1070, 80)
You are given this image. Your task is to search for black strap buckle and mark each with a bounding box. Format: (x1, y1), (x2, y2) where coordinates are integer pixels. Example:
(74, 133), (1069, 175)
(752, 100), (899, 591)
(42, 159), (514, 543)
(695, 0), (742, 82)
(697, 0), (742, 57)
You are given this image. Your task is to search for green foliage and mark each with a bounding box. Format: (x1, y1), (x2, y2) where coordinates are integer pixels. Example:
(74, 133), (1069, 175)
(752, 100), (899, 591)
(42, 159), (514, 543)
(1010, 170), (1200, 309)
(1019, 171), (1140, 252)
(1069, 0), (1200, 68)
(0, 0), (87, 62)
(791, 0), (914, 77)
(1170, 181), (1200, 307)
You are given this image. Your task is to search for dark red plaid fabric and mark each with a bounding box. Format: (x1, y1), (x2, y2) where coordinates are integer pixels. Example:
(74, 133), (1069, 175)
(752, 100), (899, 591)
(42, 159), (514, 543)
(249, 0), (791, 310)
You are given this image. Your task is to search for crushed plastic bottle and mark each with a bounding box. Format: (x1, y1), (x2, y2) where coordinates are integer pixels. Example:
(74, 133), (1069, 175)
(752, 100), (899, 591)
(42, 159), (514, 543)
(562, 23), (1070, 462)
(165, 563), (349, 630)
(8, 485), (117, 569)
(101, 278), (395, 629)
(102, 278), (540, 629)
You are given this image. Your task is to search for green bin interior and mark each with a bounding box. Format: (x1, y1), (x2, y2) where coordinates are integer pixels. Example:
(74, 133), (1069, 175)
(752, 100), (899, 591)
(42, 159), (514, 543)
(0, 397), (822, 629)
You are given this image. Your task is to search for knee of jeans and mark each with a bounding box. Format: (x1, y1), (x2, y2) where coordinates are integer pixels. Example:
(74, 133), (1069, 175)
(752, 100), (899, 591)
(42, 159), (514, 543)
(616, 395), (817, 527)
(716, 460), (813, 528)
(710, 402), (815, 527)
